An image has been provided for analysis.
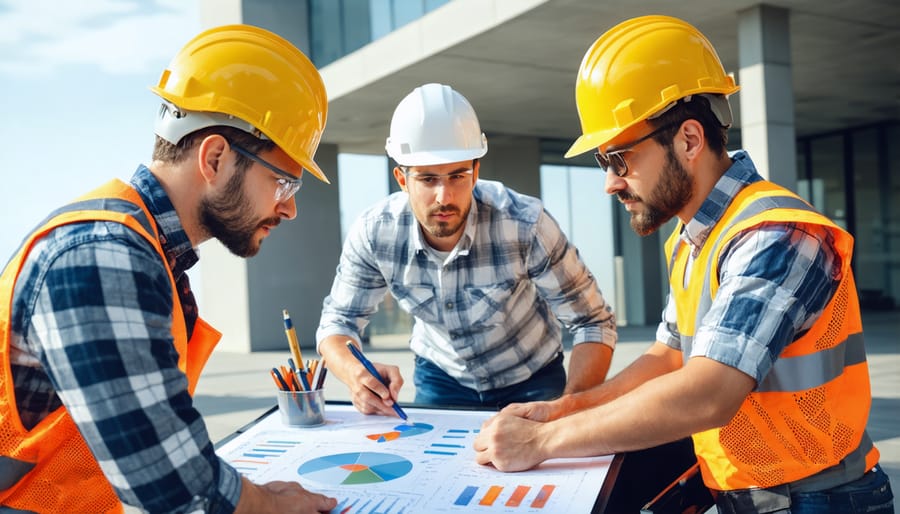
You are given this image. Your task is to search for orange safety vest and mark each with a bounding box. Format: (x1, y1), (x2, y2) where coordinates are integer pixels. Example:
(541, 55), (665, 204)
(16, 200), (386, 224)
(664, 180), (879, 491)
(0, 179), (222, 513)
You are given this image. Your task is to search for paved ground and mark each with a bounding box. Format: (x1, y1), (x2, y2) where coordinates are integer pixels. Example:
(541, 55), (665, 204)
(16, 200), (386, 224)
(195, 312), (899, 509)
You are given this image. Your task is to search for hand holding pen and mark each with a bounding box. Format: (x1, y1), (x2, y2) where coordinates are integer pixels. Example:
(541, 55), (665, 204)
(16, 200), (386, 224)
(345, 341), (409, 422)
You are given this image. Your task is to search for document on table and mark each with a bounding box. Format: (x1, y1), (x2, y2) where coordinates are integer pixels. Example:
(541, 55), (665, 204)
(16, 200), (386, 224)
(216, 403), (614, 513)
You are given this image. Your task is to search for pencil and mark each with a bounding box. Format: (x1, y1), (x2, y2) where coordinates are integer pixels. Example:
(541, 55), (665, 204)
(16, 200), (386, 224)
(283, 309), (305, 373)
(345, 341), (409, 421)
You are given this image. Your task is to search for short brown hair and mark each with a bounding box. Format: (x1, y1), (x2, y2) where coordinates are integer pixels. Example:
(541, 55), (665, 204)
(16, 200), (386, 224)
(648, 96), (729, 156)
(151, 126), (277, 169)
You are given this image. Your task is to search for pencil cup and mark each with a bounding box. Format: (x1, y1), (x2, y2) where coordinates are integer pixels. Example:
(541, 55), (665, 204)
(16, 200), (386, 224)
(277, 389), (326, 427)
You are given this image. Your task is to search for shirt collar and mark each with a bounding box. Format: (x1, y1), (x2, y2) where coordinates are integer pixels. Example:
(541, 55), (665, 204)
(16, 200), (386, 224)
(129, 165), (198, 278)
(680, 150), (764, 250)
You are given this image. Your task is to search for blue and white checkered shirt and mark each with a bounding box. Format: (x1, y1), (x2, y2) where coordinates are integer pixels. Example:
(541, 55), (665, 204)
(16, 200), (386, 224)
(317, 179), (616, 391)
(656, 151), (841, 382)
(8, 165), (240, 513)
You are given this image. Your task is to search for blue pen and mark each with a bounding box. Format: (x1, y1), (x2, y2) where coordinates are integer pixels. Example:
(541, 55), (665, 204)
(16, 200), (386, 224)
(345, 341), (409, 421)
(288, 358), (311, 391)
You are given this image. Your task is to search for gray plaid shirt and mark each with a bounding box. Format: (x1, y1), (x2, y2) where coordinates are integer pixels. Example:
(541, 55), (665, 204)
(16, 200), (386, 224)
(317, 179), (616, 391)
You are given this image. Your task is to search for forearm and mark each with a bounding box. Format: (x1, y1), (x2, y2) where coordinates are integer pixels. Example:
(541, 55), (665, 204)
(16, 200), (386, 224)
(546, 357), (754, 459)
(318, 334), (361, 386)
(563, 342), (612, 394)
(559, 342), (681, 414)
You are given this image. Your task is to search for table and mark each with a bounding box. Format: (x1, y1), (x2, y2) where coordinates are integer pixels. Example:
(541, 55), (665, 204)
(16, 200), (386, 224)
(216, 402), (695, 514)
(216, 401), (626, 513)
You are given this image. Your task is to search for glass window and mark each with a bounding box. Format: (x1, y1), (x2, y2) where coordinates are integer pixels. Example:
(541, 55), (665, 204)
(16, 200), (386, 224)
(369, 0), (393, 40)
(853, 128), (883, 299)
(880, 124), (900, 309)
(342, 0), (372, 55)
(809, 135), (846, 229)
(391, 0), (424, 28)
(309, 0), (344, 66)
(337, 153), (413, 344)
(540, 164), (618, 324)
(425, 0), (450, 11)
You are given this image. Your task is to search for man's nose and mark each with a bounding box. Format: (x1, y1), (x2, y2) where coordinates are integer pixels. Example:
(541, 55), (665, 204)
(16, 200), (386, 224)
(604, 171), (625, 195)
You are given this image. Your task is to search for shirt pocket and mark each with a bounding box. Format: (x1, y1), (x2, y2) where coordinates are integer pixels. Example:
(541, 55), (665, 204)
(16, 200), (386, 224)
(390, 283), (437, 321)
(462, 280), (517, 329)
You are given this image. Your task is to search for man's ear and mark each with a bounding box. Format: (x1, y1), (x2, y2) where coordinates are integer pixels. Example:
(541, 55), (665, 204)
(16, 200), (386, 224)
(197, 135), (228, 184)
(393, 166), (409, 192)
(678, 119), (706, 163)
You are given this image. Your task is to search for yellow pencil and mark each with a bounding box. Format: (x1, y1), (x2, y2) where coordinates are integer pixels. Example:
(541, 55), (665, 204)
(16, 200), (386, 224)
(283, 309), (305, 373)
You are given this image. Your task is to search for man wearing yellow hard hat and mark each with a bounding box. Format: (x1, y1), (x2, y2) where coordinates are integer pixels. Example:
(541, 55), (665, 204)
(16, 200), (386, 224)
(474, 15), (894, 514)
(0, 26), (336, 513)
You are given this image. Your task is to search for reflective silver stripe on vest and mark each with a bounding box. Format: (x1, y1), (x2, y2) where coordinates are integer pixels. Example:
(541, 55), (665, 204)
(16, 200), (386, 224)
(0, 507), (39, 513)
(756, 332), (867, 392)
(0, 456), (35, 491)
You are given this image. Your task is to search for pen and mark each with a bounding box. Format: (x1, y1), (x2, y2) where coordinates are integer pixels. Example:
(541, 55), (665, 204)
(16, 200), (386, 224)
(313, 360), (329, 390)
(271, 367), (290, 391)
(270, 369), (286, 391)
(283, 309), (306, 372)
(345, 341), (409, 421)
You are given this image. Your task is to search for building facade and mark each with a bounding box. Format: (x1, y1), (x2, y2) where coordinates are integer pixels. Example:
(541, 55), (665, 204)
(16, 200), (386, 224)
(197, 0), (900, 351)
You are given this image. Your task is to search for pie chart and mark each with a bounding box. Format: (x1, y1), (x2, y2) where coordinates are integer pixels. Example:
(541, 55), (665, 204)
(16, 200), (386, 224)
(298, 452), (413, 484)
(366, 422), (433, 442)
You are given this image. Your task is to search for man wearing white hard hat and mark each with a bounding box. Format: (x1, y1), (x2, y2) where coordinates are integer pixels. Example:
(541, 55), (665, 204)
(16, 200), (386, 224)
(316, 83), (616, 415)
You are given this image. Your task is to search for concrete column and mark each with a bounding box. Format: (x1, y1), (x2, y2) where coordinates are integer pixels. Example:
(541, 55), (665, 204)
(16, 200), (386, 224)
(478, 135), (541, 197)
(196, 0), (338, 352)
(738, 4), (798, 191)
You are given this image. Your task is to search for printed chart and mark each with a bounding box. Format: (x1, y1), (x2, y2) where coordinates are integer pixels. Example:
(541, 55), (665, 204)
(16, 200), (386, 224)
(298, 452), (413, 484)
(366, 422), (433, 442)
(216, 404), (613, 513)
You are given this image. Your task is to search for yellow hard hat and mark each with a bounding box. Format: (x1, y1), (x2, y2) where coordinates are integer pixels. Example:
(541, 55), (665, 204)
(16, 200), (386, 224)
(151, 24), (330, 183)
(565, 15), (740, 158)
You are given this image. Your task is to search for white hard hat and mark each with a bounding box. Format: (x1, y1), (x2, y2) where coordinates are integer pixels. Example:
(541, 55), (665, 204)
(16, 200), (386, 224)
(385, 83), (488, 166)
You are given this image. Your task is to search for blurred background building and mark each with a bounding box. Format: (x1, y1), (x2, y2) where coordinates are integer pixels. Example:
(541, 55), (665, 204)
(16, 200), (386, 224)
(196, 0), (900, 351)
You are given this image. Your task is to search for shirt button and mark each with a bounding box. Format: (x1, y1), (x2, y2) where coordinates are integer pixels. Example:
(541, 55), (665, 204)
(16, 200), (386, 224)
(445, 301), (454, 310)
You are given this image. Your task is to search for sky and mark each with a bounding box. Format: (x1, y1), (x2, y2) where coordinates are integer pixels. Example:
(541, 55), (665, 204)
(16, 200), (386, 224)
(0, 0), (614, 312)
(0, 0), (201, 261)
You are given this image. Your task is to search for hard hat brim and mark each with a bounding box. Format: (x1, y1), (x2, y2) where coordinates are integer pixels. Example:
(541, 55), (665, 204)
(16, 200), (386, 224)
(388, 147), (487, 167)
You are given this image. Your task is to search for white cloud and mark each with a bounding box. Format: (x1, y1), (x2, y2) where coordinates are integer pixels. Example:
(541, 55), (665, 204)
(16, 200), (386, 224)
(0, 0), (199, 76)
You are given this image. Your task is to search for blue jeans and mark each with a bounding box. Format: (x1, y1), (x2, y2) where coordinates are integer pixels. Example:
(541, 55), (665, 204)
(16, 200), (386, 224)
(413, 353), (565, 409)
(715, 464), (894, 513)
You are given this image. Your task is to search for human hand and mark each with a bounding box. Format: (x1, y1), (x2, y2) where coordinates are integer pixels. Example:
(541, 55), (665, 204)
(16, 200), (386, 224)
(473, 412), (549, 472)
(347, 360), (405, 417)
(236, 477), (337, 513)
(320, 337), (405, 417)
(499, 400), (557, 422)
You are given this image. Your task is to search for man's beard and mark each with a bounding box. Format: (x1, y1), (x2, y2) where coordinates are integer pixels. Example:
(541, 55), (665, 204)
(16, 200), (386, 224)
(423, 206), (465, 239)
(199, 171), (280, 257)
(621, 146), (693, 236)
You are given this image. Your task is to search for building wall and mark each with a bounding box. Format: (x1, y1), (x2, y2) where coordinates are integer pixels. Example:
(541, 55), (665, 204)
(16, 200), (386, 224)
(198, 0), (899, 353)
